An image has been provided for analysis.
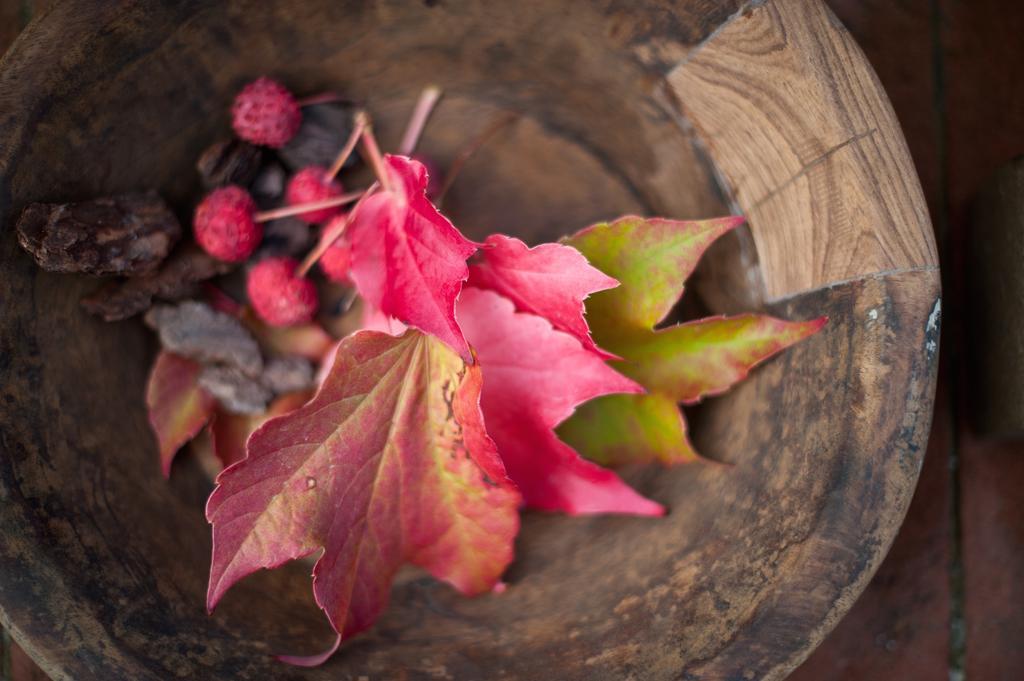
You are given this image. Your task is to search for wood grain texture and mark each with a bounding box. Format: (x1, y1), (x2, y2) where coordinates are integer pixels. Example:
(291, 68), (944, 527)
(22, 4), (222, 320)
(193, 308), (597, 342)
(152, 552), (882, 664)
(667, 0), (939, 300)
(0, 1), (938, 679)
(789, 388), (953, 681)
(1, 8), (56, 681)
(0, 2), (21, 54)
(790, 1), (955, 677)
(821, 0), (943, 223)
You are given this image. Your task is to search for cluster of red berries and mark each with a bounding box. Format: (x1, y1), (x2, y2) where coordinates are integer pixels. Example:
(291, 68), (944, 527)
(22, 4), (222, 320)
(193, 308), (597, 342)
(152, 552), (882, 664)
(192, 78), (355, 327)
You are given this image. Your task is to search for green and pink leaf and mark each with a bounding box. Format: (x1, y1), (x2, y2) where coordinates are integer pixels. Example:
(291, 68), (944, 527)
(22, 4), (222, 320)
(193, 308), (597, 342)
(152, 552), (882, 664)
(146, 352), (216, 476)
(564, 216), (826, 467)
(557, 393), (698, 467)
(563, 215), (743, 340)
(608, 314), (828, 404)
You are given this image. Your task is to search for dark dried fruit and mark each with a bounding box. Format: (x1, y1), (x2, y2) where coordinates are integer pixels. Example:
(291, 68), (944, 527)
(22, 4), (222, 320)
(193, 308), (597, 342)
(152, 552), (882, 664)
(258, 217), (313, 258)
(279, 102), (360, 172)
(81, 245), (232, 321)
(196, 138), (263, 190)
(251, 163), (288, 206)
(199, 366), (273, 415)
(261, 356), (315, 395)
(16, 191), (181, 277)
(145, 301), (263, 377)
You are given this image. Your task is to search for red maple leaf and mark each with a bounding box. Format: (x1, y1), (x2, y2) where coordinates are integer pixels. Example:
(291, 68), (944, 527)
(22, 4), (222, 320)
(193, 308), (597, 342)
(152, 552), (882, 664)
(457, 287), (663, 516)
(467, 234), (619, 357)
(206, 330), (520, 656)
(348, 155), (476, 359)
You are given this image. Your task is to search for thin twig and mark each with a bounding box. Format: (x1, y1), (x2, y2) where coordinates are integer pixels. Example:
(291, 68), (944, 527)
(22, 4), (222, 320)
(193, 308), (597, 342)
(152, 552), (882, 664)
(398, 86), (443, 156)
(436, 112), (518, 206)
(254, 190), (364, 223)
(360, 124), (393, 192)
(296, 92), (344, 107)
(326, 111), (368, 181)
(297, 183), (380, 277)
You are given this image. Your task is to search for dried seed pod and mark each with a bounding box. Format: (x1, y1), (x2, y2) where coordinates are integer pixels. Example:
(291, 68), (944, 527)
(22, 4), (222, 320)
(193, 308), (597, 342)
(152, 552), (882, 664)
(258, 217), (313, 259)
(251, 163), (288, 205)
(81, 245), (232, 321)
(196, 138), (263, 190)
(279, 102), (360, 172)
(16, 191), (181, 277)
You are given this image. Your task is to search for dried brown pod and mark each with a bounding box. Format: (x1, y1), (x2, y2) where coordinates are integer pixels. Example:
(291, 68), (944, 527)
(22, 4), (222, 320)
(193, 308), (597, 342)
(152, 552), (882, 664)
(258, 217), (313, 258)
(16, 191), (181, 277)
(196, 138), (263, 190)
(81, 245), (232, 321)
(279, 102), (360, 172)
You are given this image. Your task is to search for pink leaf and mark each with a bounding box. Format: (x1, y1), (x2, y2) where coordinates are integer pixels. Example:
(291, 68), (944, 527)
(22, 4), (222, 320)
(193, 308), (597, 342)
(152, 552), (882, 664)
(206, 330), (520, 653)
(468, 233), (618, 358)
(146, 352), (215, 477)
(457, 287), (662, 516)
(277, 635), (342, 667)
(348, 155), (476, 359)
(360, 300), (408, 336)
(467, 234), (619, 357)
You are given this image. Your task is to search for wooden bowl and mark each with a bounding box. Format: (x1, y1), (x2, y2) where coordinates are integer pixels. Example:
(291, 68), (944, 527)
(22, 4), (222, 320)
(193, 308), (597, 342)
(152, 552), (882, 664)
(0, 1), (940, 679)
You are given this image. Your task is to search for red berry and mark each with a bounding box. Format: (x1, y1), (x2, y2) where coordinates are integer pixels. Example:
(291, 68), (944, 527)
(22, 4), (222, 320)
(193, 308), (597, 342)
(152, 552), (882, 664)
(318, 221), (352, 283)
(193, 186), (261, 262)
(285, 166), (344, 224)
(231, 77), (301, 148)
(247, 257), (318, 327)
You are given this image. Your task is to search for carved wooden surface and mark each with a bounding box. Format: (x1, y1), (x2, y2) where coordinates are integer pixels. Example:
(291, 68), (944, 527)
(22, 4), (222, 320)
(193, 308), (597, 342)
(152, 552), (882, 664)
(667, 1), (939, 300)
(0, 1), (939, 679)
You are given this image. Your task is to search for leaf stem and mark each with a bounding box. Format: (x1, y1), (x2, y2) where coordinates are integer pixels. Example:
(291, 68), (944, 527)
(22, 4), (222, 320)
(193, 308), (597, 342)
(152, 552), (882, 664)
(360, 122), (393, 193)
(296, 92), (345, 107)
(398, 85), (442, 156)
(297, 183), (379, 277)
(436, 111), (518, 206)
(326, 110), (368, 181)
(254, 190), (364, 223)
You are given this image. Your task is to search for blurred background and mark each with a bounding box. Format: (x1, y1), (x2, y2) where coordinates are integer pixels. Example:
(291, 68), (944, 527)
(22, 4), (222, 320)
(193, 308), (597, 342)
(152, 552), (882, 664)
(2, 1), (1022, 679)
